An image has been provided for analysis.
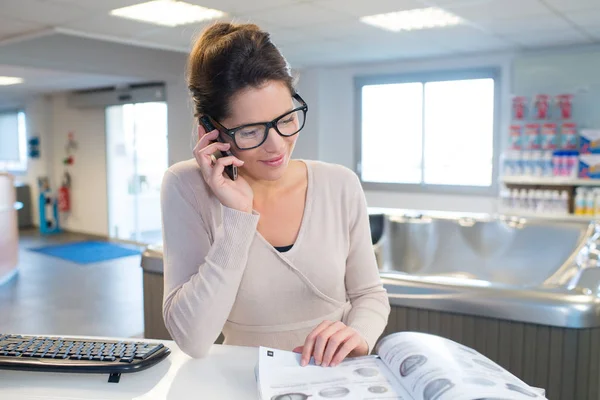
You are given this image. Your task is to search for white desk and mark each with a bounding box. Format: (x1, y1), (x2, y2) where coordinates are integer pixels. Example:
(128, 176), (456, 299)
(0, 339), (260, 399)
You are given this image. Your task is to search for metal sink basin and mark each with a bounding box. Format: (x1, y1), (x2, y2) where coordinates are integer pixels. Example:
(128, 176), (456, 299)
(369, 208), (600, 328)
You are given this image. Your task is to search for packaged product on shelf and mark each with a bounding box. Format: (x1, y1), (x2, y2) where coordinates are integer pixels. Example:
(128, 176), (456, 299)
(512, 96), (528, 120)
(578, 153), (600, 179)
(552, 150), (579, 177)
(551, 190), (562, 214)
(575, 188), (586, 215)
(561, 122), (578, 150)
(532, 151), (543, 177)
(527, 189), (537, 211)
(541, 123), (558, 150)
(519, 189), (529, 210)
(586, 190), (596, 216)
(543, 151), (554, 177)
(560, 190), (569, 214)
(595, 189), (600, 216)
(580, 129), (600, 154)
(534, 94), (551, 119)
(522, 152), (533, 176)
(556, 94), (574, 120)
(543, 190), (553, 212)
(509, 124), (522, 150)
(501, 151), (521, 177)
(524, 123), (540, 150)
(565, 150), (579, 178)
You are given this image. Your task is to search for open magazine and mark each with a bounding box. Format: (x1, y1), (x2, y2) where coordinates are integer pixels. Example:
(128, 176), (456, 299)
(257, 332), (547, 400)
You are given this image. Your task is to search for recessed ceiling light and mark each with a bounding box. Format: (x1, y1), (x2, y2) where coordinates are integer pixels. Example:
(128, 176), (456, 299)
(110, 0), (225, 27)
(0, 76), (24, 86)
(360, 7), (463, 32)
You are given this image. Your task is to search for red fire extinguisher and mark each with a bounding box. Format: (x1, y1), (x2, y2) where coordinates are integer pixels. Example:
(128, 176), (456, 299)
(58, 172), (71, 212)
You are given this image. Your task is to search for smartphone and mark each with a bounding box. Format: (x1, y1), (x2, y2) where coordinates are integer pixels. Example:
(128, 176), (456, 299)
(199, 115), (237, 180)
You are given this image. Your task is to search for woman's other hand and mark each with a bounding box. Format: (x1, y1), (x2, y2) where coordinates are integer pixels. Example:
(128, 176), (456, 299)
(293, 321), (369, 368)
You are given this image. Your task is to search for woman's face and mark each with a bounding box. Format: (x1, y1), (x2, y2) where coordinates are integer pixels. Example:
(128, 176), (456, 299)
(220, 80), (299, 182)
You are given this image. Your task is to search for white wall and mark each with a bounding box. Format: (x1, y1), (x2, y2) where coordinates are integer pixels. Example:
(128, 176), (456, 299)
(166, 76), (196, 167)
(50, 94), (108, 236)
(5, 96), (54, 226)
(295, 52), (514, 213)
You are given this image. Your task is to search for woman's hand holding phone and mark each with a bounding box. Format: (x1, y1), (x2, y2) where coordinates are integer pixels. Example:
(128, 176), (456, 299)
(194, 126), (253, 213)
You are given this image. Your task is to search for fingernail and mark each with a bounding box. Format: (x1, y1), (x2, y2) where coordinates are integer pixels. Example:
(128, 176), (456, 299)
(322, 362), (328, 367)
(316, 360), (321, 366)
(301, 359), (307, 367)
(330, 362), (337, 367)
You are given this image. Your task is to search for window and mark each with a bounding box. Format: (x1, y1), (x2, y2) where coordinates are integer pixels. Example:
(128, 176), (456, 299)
(0, 110), (27, 172)
(358, 71), (497, 191)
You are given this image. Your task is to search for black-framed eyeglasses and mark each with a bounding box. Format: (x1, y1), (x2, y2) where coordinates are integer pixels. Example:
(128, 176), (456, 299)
(207, 93), (308, 150)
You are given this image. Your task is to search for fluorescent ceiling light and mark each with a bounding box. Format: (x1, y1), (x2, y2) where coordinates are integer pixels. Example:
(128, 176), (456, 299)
(0, 76), (24, 86)
(360, 7), (463, 32)
(110, 0), (225, 27)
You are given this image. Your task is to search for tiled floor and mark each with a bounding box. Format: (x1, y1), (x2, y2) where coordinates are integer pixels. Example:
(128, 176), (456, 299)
(0, 229), (145, 339)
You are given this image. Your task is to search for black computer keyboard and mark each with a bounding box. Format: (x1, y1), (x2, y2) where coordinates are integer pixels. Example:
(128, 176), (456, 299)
(0, 334), (170, 382)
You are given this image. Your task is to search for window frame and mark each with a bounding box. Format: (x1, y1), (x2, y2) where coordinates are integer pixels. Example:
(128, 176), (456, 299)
(0, 108), (27, 174)
(354, 68), (501, 196)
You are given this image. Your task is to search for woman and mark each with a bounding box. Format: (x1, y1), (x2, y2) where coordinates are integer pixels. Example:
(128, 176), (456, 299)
(161, 22), (390, 367)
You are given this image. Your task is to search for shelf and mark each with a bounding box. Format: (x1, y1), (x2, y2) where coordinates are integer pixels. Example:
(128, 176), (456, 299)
(499, 210), (595, 222)
(501, 177), (600, 186)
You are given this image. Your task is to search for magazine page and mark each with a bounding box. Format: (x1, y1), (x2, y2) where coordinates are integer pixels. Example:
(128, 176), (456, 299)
(375, 332), (547, 400)
(257, 346), (414, 400)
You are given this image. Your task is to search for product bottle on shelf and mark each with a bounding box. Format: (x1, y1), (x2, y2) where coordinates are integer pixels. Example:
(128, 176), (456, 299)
(560, 190), (569, 215)
(519, 189), (529, 210)
(535, 189), (544, 212)
(551, 190), (560, 214)
(594, 189), (600, 217)
(575, 188), (586, 215)
(510, 189), (519, 210)
(543, 151), (554, 177)
(543, 190), (553, 212)
(586, 189), (596, 216)
(527, 189), (536, 211)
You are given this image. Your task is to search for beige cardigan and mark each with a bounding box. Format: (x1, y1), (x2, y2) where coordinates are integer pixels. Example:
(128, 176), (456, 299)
(160, 159), (390, 358)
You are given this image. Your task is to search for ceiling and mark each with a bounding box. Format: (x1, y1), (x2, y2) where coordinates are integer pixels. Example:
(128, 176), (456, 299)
(0, 0), (599, 98)
(0, 64), (143, 101)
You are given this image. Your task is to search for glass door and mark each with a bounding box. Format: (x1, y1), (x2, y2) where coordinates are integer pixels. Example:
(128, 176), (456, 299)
(106, 102), (168, 244)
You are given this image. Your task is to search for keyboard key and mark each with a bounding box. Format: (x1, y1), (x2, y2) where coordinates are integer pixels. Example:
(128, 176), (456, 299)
(103, 356), (116, 362)
(70, 355), (82, 360)
(120, 357), (133, 363)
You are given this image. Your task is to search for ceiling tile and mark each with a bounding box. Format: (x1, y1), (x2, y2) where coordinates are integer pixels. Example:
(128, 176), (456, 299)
(477, 14), (573, 35)
(0, 0), (93, 25)
(239, 3), (352, 28)
(64, 15), (161, 38)
(47, 0), (156, 12)
(0, 17), (43, 40)
(298, 19), (402, 41)
(564, 8), (600, 29)
(542, 0), (600, 12)
(134, 24), (205, 51)
(316, 0), (426, 17)
(503, 28), (592, 48)
(186, 0), (299, 14)
(443, 0), (551, 22)
(421, 0), (498, 5)
(415, 25), (517, 51)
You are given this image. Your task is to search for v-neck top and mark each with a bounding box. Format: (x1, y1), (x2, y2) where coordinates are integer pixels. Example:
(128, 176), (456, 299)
(160, 158), (390, 358)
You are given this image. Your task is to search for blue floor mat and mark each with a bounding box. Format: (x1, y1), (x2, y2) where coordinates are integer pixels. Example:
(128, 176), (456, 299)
(29, 241), (142, 264)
